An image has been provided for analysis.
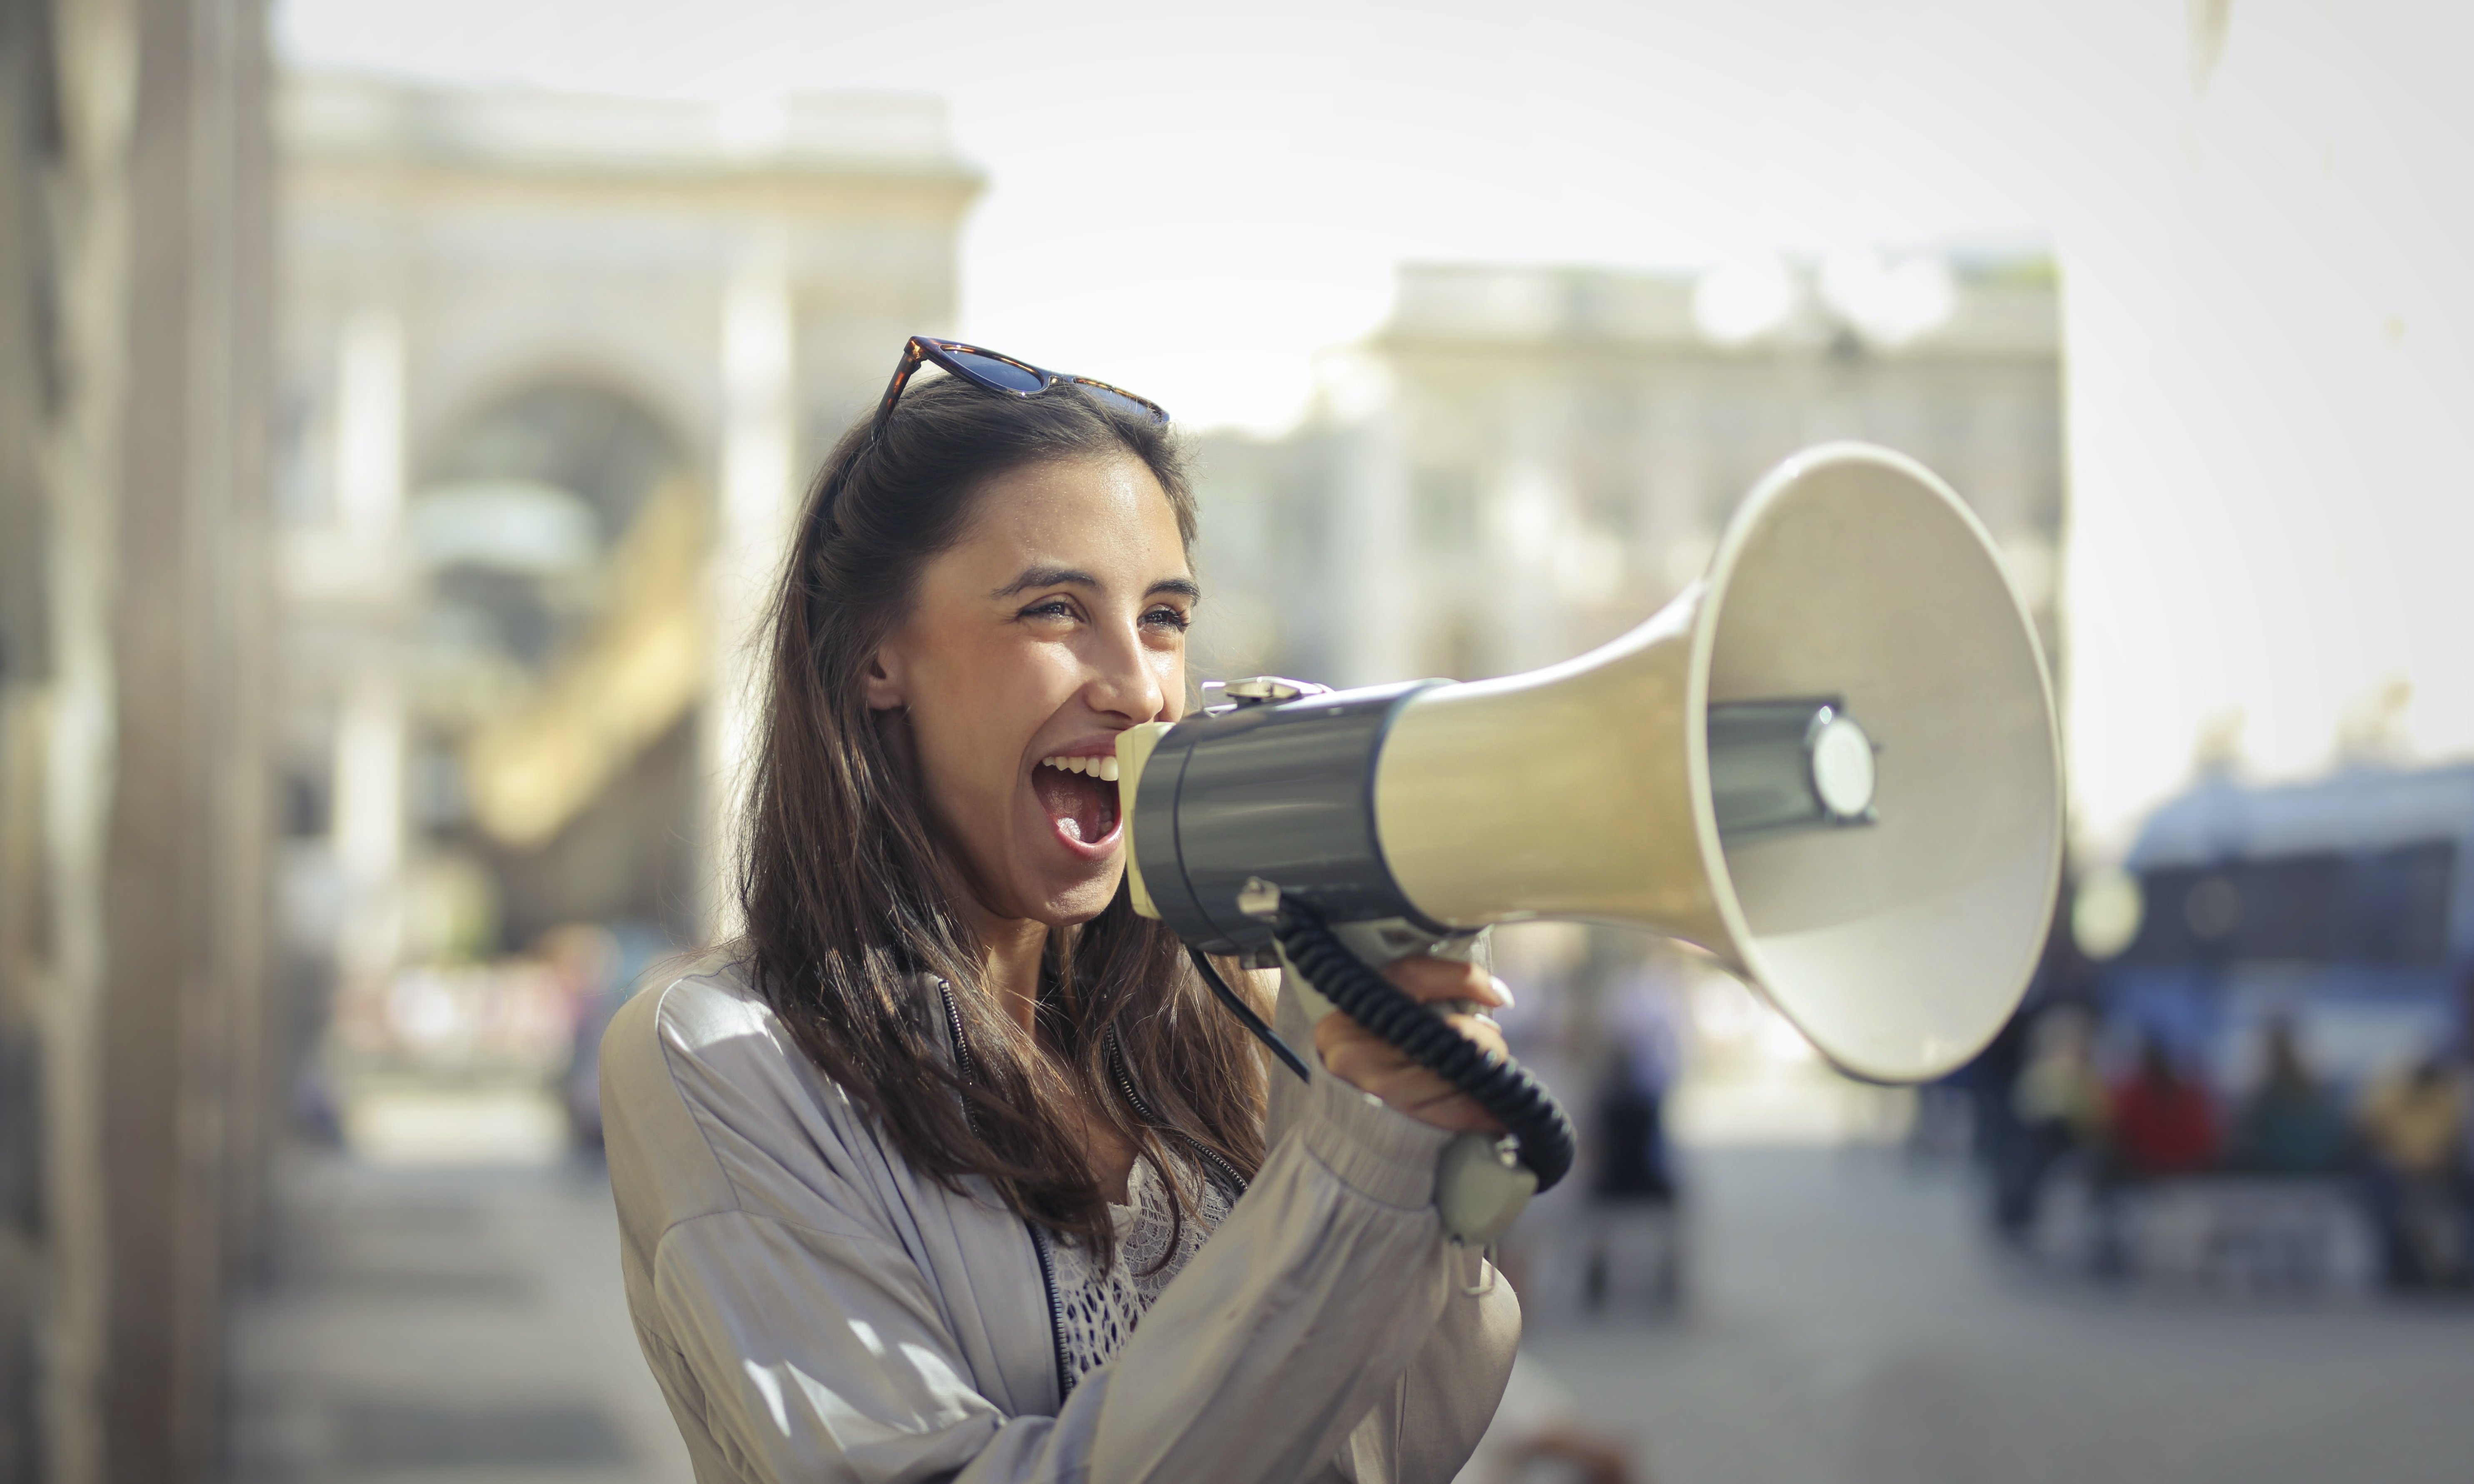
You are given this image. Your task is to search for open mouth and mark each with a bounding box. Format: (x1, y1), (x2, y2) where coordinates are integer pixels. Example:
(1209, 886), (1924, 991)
(1032, 754), (1121, 847)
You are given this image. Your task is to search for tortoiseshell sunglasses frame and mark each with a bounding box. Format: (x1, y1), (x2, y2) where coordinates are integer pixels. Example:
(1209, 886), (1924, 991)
(868, 335), (1170, 443)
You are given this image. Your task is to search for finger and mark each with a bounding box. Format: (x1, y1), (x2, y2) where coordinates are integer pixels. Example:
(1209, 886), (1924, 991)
(1322, 1048), (1504, 1131)
(1394, 1095), (1504, 1133)
(1379, 956), (1507, 1009)
(1315, 1009), (1510, 1079)
(1443, 1012), (1510, 1063)
(1316, 1013), (1513, 1133)
(1318, 1041), (1442, 1104)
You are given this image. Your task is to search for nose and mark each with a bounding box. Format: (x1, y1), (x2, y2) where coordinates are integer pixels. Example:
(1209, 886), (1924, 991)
(1084, 612), (1170, 723)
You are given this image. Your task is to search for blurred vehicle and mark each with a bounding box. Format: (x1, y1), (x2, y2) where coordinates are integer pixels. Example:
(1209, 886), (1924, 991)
(2091, 763), (2468, 1075)
(2037, 763), (2474, 1287)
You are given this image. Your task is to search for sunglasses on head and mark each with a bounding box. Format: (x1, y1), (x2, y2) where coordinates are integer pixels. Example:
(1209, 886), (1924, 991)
(870, 336), (1170, 443)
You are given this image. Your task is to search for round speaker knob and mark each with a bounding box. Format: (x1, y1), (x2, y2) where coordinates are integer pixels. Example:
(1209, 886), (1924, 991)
(1808, 712), (1878, 820)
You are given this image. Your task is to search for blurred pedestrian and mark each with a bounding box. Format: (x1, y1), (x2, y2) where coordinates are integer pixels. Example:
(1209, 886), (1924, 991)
(1578, 974), (1683, 1309)
(2108, 1035), (2220, 1178)
(2229, 1019), (2349, 1176)
(2092, 1034), (2219, 1274)
(2356, 1052), (2467, 1286)
(1996, 1003), (2107, 1240)
(549, 920), (663, 1151)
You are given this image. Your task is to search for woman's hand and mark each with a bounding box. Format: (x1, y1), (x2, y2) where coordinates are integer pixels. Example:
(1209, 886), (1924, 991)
(1314, 956), (1513, 1133)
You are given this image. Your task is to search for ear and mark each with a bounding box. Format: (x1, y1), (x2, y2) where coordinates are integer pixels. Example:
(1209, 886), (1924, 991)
(863, 644), (907, 712)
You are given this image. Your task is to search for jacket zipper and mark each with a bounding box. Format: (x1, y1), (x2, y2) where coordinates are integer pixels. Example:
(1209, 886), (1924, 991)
(938, 979), (1075, 1404)
(1106, 1029), (1249, 1205)
(1029, 1223), (1073, 1401)
(938, 980), (978, 1126)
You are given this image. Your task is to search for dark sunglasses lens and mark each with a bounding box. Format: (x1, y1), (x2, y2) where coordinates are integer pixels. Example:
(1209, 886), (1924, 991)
(1080, 384), (1167, 424)
(946, 350), (1045, 392)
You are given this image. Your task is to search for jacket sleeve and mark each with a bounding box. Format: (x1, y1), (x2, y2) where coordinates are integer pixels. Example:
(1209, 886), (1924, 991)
(633, 1051), (1515, 1484)
(1262, 970), (1523, 1484)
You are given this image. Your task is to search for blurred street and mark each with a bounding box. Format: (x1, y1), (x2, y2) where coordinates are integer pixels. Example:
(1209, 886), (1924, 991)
(1531, 1148), (2474, 1484)
(223, 1140), (2474, 1484)
(226, 1153), (689, 1484)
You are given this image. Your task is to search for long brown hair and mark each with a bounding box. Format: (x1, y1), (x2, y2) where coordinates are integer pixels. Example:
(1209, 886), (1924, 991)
(733, 375), (1266, 1253)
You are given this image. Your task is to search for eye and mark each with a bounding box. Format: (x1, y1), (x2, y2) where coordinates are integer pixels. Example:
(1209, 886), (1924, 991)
(1018, 598), (1077, 622)
(1141, 605), (1192, 633)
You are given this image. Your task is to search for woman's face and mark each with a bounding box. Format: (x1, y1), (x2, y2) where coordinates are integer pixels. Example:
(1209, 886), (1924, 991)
(869, 455), (1193, 928)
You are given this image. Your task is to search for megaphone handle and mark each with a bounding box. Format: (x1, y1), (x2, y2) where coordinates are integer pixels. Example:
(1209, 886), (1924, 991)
(1268, 900), (1577, 1197)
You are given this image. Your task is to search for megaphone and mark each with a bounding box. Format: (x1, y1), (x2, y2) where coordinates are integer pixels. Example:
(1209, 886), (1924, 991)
(1117, 444), (2062, 1235)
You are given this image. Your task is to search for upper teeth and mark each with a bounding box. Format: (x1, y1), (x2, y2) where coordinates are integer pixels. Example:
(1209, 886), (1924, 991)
(1041, 754), (1121, 782)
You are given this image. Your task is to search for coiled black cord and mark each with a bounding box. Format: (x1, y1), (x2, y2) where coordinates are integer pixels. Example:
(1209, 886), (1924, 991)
(1269, 901), (1576, 1193)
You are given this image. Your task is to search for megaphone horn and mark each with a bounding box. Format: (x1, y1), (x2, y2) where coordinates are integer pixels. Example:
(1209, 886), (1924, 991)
(1120, 443), (2063, 1212)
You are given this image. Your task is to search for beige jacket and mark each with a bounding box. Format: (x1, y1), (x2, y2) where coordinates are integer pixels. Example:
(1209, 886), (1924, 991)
(601, 957), (1520, 1483)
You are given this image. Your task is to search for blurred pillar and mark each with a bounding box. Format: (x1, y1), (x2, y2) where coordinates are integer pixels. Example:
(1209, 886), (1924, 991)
(1331, 405), (1416, 687)
(334, 309), (404, 543)
(701, 235), (796, 941)
(328, 306), (406, 996)
(1490, 391), (1571, 678)
(0, 8), (61, 1478)
(332, 670), (404, 991)
(0, 0), (274, 1480)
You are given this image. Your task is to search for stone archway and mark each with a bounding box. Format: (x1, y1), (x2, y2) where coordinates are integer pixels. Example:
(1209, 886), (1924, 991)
(406, 381), (708, 953)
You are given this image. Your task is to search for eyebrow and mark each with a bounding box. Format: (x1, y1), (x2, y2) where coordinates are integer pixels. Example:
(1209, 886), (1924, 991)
(990, 565), (1203, 603)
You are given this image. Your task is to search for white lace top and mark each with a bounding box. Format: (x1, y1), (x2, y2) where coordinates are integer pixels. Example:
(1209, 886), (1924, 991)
(1048, 1153), (1230, 1381)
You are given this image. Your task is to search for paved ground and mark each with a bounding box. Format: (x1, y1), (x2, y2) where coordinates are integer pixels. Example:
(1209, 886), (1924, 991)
(1524, 1148), (2474, 1484)
(224, 1144), (2474, 1483)
(225, 1154), (689, 1484)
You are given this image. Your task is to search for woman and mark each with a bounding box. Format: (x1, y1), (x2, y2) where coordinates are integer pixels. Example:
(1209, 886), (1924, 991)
(602, 339), (1521, 1483)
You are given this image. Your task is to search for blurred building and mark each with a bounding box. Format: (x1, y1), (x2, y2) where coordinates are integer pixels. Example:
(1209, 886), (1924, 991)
(1192, 253), (2063, 690)
(2, 1), (275, 1479)
(269, 75), (980, 1100)
(3, 44), (985, 1481)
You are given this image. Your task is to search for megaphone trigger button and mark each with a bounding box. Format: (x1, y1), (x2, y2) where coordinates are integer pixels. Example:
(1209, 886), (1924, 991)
(1235, 877), (1282, 919)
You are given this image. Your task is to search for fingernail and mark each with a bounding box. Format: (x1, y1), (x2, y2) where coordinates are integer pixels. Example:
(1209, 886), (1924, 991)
(1488, 975), (1515, 1009)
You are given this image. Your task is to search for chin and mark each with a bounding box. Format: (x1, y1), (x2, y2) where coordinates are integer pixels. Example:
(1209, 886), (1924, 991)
(1036, 859), (1127, 927)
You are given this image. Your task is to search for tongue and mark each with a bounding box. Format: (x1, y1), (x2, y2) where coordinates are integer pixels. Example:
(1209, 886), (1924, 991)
(1032, 768), (1117, 844)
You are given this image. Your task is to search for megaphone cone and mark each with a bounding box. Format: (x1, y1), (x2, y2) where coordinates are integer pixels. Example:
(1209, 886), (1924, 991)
(1374, 443), (2062, 1081)
(1123, 443), (2063, 1085)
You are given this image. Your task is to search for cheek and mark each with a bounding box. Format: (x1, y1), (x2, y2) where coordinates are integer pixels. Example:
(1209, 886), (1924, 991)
(910, 639), (1076, 800)
(1154, 647), (1187, 719)
(973, 642), (1082, 746)
(900, 656), (1005, 811)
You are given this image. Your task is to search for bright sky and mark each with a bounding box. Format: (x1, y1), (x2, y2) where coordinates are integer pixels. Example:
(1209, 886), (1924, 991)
(2050, 2), (2474, 849)
(277, 0), (2067, 433)
(281, 0), (2474, 847)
